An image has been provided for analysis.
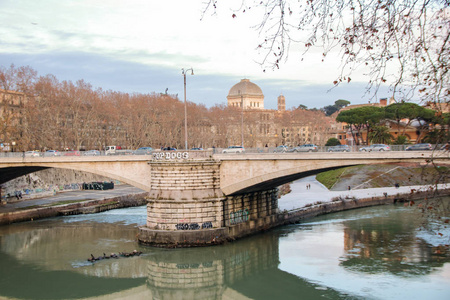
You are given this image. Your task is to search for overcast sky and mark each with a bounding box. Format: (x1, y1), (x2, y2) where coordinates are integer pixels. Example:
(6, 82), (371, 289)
(0, 0), (391, 109)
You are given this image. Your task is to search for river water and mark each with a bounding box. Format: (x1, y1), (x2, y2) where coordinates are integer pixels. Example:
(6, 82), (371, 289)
(0, 202), (449, 300)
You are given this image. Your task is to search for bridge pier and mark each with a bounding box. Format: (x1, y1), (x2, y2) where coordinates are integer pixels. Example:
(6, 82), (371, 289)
(138, 160), (279, 247)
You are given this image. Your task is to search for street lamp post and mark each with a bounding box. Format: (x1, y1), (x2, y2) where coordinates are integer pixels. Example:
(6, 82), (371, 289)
(182, 68), (194, 150)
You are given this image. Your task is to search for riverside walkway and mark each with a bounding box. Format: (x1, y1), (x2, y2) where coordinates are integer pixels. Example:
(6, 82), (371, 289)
(0, 184), (145, 214)
(278, 175), (450, 211)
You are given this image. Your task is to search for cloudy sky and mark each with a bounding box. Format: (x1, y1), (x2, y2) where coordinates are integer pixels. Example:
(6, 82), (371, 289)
(0, 0), (390, 109)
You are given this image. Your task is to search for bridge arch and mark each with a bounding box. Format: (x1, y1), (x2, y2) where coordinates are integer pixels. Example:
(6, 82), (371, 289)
(0, 157), (152, 191)
(217, 153), (442, 195)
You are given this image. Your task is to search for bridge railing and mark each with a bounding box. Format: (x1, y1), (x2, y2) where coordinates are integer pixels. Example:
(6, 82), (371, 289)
(0, 144), (445, 158)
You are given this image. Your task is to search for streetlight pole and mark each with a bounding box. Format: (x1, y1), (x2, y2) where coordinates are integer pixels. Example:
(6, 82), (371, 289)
(182, 68), (194, 150)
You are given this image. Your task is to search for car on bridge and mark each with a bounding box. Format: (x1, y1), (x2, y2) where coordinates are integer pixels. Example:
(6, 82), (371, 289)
(222, 146), (245, 153)
(273, 145), (289, 153)
(43, 150), (61, 157)
(288, 144), (318, 152)
(328, 145), (351, 152)
(359, 144), (391, 152)
(405, 143), (432, 151)
(83, 150), (101, 156)
(64, 150), (81, 156)
(24, 150), (40, 157)
(134, 147), (153, 155)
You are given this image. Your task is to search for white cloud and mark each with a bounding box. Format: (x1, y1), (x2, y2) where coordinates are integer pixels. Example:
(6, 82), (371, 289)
(0, 0), (391, 109)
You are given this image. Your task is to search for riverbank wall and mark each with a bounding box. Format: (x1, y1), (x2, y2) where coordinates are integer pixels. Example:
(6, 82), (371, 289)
(278, 188), (450, 226)
(0, 192), (147, 225)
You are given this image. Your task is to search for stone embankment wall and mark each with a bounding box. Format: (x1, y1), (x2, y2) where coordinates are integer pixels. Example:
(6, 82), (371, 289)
(0, 192), (147, 225)
(278, 189), (450, 226)
(1, 168), (115, 201)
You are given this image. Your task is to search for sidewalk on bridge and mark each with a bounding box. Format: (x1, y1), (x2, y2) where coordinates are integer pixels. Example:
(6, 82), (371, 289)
(278, 176), (450, 212)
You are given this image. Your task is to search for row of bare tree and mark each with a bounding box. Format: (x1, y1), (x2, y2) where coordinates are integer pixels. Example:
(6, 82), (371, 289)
(1, 64), (336, 151)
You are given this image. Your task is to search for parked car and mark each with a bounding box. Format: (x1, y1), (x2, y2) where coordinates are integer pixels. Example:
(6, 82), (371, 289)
(405, 143), (432, 151)
(83, 150), (101, 156)
(134, 147), (153, 155)
(328, 145), (351, 152)
(359, 144), (391, 152)
(288, 144), (319, 152)
(222, 146), (245, 153)
(24, 150), (40, 157)
(43, 150), (61, 156)
(190, 147), (203, 150)
(273, 145), (289, 153)
(64, 150), (81, 156)
(162, 147), (177, 151)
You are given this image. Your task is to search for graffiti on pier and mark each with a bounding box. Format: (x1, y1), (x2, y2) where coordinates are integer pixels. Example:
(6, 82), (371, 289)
(176, 221), (214, 230)
(176, 223), (200, 230)
(229, 208), (249, 225)
(202, 221), (213, 229)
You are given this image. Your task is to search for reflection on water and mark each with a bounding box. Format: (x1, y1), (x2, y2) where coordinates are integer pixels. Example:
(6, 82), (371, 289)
(0, 204), (449, 299)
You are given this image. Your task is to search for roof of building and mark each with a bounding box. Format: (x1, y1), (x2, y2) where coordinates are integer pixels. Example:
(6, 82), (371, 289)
(227, 79), (264, 98)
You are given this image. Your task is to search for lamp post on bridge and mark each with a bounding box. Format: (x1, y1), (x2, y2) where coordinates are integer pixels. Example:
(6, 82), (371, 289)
(182, 68), (194, 150)
(239, 90), (244, 147)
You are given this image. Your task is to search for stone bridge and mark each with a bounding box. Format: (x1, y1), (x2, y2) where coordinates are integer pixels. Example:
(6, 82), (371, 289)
(1, 151), (448, 246)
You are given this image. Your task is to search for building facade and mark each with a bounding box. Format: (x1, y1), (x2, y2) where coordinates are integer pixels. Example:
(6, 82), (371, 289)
(0, 89), (28, 151)
(225, 79), (341, 148)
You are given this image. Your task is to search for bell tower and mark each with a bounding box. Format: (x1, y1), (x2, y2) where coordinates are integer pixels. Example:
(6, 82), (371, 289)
(277, 94), (285, 111)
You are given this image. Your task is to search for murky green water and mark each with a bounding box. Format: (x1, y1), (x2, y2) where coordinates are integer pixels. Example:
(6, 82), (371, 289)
(0, 204), (449, 299)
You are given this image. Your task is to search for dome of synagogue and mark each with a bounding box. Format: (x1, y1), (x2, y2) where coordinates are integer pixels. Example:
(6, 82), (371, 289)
(227, 79), (264, 98)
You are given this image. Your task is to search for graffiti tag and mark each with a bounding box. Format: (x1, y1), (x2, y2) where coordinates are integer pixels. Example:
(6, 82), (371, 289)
(176, 223), (200, 230)
(229, 208), (250, 225)
(176, 221), (214, 230)
(153, 152), (189, 160)
(202, 221), (213, 229)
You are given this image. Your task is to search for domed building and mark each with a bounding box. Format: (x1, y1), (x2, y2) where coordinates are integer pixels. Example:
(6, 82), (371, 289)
(227, 79), (264, 109)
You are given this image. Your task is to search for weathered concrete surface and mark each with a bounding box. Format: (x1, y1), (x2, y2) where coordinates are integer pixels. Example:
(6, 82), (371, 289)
(0, 192), (147, 225)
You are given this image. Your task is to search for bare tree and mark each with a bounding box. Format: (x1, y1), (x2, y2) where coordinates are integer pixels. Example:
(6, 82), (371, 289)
(0, 64), (37, 93)
(203, 1), (449, 105)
